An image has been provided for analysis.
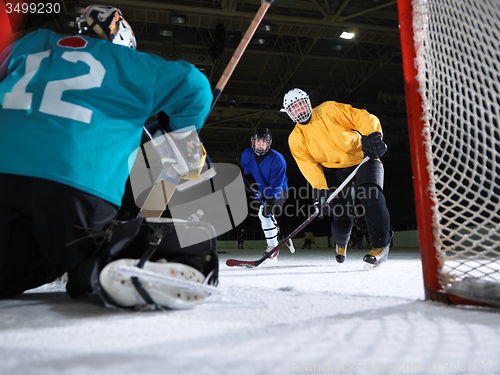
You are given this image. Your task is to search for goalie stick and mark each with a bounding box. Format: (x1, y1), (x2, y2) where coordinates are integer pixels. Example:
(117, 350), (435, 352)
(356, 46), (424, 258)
(254, 193), (295, 253)
(226, 156), (370, 268)
(139, 0), (275, 218)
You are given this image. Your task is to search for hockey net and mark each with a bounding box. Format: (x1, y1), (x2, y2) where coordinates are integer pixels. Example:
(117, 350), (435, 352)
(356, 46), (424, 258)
(398, 0), (500, 307)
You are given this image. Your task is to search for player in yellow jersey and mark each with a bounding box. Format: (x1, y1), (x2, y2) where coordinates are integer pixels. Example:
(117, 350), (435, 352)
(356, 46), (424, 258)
(283, 88), (391, 269)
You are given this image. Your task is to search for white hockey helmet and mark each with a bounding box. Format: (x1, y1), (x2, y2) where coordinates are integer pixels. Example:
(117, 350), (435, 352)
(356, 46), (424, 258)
(76, 5), (137, 49)
(196, 209), (204, 217)
(283, 88), (312, 124)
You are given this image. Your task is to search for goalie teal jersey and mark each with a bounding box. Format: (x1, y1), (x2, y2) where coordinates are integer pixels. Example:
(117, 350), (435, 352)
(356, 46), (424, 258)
(0, 29), (212, 206)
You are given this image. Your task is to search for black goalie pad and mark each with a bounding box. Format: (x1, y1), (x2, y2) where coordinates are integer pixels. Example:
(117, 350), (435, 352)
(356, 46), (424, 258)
(66, 218), (218, 307)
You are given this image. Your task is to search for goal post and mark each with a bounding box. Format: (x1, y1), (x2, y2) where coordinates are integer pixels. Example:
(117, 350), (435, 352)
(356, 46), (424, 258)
(398, 0), (500, 307)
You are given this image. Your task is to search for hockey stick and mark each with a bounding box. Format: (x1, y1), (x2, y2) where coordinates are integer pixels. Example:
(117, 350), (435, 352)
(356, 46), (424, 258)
(209, 0), (275, 113)
(138, 0), (275, 218)
(226, 207), (319, 268)
(226, 156), (370, 268)
(243, 242), (253, 250)
(254, 193), (295, 253)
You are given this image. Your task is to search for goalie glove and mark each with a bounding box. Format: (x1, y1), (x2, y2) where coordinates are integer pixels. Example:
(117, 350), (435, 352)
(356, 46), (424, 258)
(361, 132), (387, 160)
(312, 188), (330, 219)
(149, 128), (205, 177)
(169, 130), (203, 172)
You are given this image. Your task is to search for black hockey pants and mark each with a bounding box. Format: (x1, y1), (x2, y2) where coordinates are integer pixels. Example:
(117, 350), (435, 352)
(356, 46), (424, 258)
(0, 173), (117, 298)
(323, 159), (391, 248)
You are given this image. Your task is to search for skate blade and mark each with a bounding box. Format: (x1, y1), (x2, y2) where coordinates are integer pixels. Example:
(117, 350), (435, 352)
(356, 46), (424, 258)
(262, 256), (278, 265)
(363, 252), (388, 270)
(363, 261), (380, 271)
(335, 255), (346, 264)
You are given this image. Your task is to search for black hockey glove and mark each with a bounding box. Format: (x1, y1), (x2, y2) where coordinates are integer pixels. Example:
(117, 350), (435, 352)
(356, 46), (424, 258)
(144, 112), (172, 137)
(312, 188), (330, 219)
(361, 132), (387, 159)
(242, 174), (260, 195)
(157, 111), (171, 132)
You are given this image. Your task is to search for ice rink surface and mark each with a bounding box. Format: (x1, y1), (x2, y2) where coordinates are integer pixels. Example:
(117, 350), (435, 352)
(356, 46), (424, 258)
(1, 247), (500, 375)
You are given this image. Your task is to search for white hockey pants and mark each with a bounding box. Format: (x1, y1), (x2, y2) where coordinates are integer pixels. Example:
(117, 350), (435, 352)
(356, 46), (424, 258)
(258, 205), (279, 248)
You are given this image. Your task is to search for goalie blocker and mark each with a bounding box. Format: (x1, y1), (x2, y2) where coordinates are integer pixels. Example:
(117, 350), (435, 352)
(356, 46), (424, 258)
(66, 218), (218, 310)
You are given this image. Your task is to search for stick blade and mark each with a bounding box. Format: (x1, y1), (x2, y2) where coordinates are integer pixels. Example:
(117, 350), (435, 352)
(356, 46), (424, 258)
(225, 259), (256, 268)
(139, 178), (179, 218)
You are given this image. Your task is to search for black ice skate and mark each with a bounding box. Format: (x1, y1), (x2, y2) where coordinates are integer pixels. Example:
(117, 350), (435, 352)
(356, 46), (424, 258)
(263, 246), (279, 263)
(363, 245), (390, 270)
(335, 244), (347, 263)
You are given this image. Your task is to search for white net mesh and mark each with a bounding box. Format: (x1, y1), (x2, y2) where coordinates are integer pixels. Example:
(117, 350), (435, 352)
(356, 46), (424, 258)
(412, 0), (500, 290)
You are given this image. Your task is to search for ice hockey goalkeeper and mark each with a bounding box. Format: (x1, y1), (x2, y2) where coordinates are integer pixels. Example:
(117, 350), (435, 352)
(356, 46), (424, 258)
(0, 5), (218, 309)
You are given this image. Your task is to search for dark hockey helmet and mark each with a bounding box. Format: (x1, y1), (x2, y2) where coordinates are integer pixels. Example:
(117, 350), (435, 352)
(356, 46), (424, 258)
(251, 127), (272, 156)
(76, 5), (137, 49)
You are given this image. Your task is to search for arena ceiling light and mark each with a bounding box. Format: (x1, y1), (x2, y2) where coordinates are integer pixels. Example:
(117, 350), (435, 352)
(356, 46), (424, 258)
(259, 23), (273, 32)
(253, 38), (268, 45)
(171, 16), (185, 24)
(340, 31), (355, 40)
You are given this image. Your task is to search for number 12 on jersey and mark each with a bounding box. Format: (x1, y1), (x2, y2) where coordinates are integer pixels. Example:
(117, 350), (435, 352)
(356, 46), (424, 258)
(2, 49), (105, 124)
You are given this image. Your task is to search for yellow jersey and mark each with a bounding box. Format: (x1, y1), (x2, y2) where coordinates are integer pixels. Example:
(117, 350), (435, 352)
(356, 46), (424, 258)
(288, 101), (382, 189)
(304, 232), (315, 240)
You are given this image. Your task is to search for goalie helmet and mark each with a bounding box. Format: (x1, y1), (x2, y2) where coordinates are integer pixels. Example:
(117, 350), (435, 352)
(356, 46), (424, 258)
(283, 88), (312, 124)
(196, 209), (204, 217)
(76, 5), (137, 49)
(251, 128), (272, 156)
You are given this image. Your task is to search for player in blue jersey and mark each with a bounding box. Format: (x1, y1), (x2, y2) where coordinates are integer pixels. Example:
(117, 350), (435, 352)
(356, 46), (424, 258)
(241, 128), (288, 261)
(0, 5), (218, 310)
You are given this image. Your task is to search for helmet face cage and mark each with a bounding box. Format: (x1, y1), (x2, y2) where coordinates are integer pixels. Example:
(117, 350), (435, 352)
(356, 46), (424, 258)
(251, 128), (272, 156)
(76, 5), (137, 49)
(283, 88), (312, 124)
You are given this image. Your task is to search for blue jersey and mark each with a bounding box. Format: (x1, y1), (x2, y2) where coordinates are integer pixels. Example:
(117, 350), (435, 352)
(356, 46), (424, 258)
(0, 30), (212, 206)
(241, 148), (288, 200)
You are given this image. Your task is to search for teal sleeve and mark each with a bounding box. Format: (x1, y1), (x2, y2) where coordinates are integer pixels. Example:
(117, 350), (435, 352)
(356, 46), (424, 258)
(152, 60), (212, 131)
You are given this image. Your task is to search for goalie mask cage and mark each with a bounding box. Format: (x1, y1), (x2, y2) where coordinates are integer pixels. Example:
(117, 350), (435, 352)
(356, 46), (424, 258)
(398, 0), (500, 307)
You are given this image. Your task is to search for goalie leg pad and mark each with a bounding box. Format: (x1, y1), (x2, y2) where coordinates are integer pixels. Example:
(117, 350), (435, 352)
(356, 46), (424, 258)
(92, 218), (218, 309)
(99, 259), (213, 309)
(67, 218), (218, 309)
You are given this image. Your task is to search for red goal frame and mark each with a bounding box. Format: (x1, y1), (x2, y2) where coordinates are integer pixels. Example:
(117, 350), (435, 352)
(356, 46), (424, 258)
(397, 0), (491, 306)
